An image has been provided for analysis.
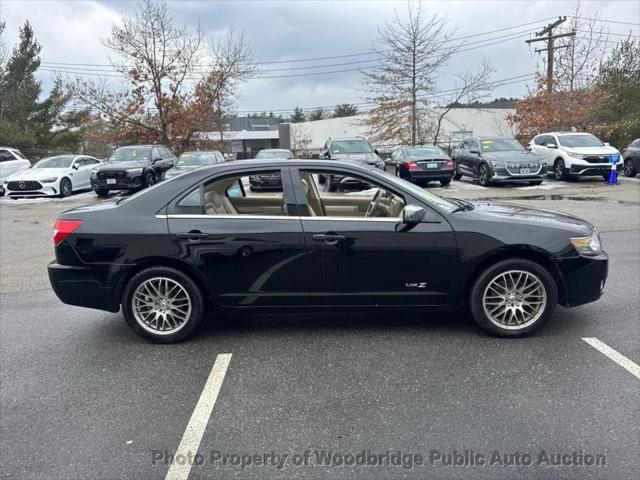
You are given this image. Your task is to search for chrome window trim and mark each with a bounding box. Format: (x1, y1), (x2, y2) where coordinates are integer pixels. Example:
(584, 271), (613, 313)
(156, 214), (401, 222)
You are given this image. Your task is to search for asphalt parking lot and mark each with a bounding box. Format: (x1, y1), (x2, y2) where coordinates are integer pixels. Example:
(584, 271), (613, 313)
(1, 176), (639, 479)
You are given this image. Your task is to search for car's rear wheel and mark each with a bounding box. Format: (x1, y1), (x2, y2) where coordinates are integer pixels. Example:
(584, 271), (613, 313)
(440, 177), (452, 186)
(122, 266), (204, 343)
(470, 258), (557, 337)
(623, 159), (637, 177)
(95, 188), (109, 197)
(59, 178), (72, 197)
(453, 167), (462, 180)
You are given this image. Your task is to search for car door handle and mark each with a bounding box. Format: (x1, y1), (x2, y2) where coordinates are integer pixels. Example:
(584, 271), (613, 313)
(176, 231), (209, 240)
(313, 233), (346, 244)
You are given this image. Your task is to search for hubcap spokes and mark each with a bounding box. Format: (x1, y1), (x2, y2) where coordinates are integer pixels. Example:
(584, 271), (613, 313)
(132, 277), (191, 335)
(482, 270), (547, 330)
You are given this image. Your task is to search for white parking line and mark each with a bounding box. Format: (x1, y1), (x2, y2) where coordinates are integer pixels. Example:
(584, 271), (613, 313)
(582, 337), (640, 379)
(165, 353), (232, 480)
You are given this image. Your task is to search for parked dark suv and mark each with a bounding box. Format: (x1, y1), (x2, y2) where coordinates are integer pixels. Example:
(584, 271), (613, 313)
(320, 136), (385, 191)
(91, 145), (176, 197)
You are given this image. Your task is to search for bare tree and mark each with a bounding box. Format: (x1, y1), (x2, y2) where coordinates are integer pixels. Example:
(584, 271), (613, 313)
(431, 60), (495, 145)
(362, 0), (456, 146)
(66, 0), (255, 153)
(555, 3), (610, 91)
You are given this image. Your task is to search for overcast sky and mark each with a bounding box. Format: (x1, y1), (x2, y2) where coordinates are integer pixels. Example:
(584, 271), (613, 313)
(2, 0), (639, 115)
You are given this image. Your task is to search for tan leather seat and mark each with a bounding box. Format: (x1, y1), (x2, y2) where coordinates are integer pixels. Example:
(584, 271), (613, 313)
(301, 174), (325, 216)
(300, 179), (317, 216)
(204, 190), (238, 215)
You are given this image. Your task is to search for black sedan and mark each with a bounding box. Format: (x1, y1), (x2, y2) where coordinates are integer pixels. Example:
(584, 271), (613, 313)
(622, 138), (640, 177)
(49, 160), (607, 343)
(385, 146), (455, 186)
(452, 137), (547, 186)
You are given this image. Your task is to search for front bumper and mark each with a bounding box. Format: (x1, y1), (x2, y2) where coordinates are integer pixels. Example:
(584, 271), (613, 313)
(48, 261), (125, 312)
(5, 182), (60, 197)
(557, 252), (608, 307)
(569, 162), (623, 176)
(490, 164), (547, 181)
(91, 174), (144, 190)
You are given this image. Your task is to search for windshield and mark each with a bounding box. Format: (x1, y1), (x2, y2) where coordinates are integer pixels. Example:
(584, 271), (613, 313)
(480, 138), (525, 152)
(557, 134), (604, 148)
(256, 150), (293, 159)
(34, 156), (74, 168)
(176, 152), (219, 167)
(371, 168), (459, 213)
(331, 140), (373, 154)
(109, 147), (150, 162)
(407, 147), (447, 158)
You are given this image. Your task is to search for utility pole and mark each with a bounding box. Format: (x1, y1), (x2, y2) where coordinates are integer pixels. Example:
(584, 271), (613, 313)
(526, 17), (576, 93)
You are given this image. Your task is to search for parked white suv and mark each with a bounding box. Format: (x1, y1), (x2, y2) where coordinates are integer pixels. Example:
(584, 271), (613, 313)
(529, 132), (623, 181)
(0, 147), (31, 195)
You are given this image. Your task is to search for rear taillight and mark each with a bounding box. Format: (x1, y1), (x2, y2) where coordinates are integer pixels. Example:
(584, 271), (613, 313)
(406, 162), (419, 170)
(446, 160), (454, 168)
(53, 220), (82, 245)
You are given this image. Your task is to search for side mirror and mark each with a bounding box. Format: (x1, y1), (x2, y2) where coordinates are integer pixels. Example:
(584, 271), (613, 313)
(72, 163), (79, 170)
(604, 142), (610, 146)
(401, 205), (425, 225)
(547, 143), (557, 149)
(374, 149), (379, 155)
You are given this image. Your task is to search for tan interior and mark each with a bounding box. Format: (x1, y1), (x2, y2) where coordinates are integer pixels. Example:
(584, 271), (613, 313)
(196, 171), (405, 218)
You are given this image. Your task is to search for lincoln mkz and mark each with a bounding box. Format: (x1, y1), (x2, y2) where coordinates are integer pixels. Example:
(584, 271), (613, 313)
(48, 160), (607, 342)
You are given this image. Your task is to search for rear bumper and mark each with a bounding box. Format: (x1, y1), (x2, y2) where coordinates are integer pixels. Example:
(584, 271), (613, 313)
(403, 169), (454, 182)
(48, 261), (126, 312)
(557, 252), (608, 307)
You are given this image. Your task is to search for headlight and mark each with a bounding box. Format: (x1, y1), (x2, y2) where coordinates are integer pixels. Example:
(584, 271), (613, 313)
(489, 160), (507, 167)
(567, 151), (585, 159)
(126, 168), (143, 175)
(40, 177), (58, 183)
(570, 231), (602, 256)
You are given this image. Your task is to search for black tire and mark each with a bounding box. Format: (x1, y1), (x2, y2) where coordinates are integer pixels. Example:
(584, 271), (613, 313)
(478, 164), (491, 186)
(440, 177), (452, 186)
(95, 188), (109, 198)
(623, 159), (637, 177)
(554, 158), (569, 180)
(327, 175), (337, 192)
(59, 177), (72, 197)
(469, 258), (557, 337)
(122, 266), (204, 343)
(145, 171), (156, 188)
(529, 180), (543, 186)
(453, 167), (462, 180)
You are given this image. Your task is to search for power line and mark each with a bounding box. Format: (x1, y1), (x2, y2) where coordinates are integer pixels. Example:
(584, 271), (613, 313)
(570, 16), (640, 27)
(40, 17), (557, 71)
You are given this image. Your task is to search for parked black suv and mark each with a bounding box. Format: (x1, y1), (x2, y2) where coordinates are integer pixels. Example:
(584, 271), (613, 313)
(91, 145), (176, 196)
(320, 136), (385, 191)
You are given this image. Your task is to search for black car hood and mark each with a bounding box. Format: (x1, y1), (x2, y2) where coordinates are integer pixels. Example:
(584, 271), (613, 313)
(466, 201), (593, 235)
(333, 153), (381, 164)
(97, 160), (149, 170)
(483, 151), (544, 163)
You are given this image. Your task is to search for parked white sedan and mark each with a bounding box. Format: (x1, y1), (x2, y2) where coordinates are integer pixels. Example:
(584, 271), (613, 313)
(0, 147), (31, 195)
(3, 155), (101, 198)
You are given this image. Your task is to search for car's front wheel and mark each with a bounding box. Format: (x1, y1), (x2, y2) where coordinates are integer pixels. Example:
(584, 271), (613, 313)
(554, 158), (569, 180)
(59, 177), (72, 197)
(122, 266), (204, 343)
(623, 159), (637, 177)
(477, 164), (491, 186)
(95, 188), (109, 197)
(145, 171), (156, 188)
(469, 258), (557, 337)
(453, 167), (462, 180)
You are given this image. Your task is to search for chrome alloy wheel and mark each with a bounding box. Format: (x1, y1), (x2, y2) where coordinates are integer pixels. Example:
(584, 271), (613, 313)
(132, 277), (192, 335)
(482, 270), (547, 330)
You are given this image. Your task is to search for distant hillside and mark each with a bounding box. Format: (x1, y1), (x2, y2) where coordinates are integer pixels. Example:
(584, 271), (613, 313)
(446, 97), (519, 109)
